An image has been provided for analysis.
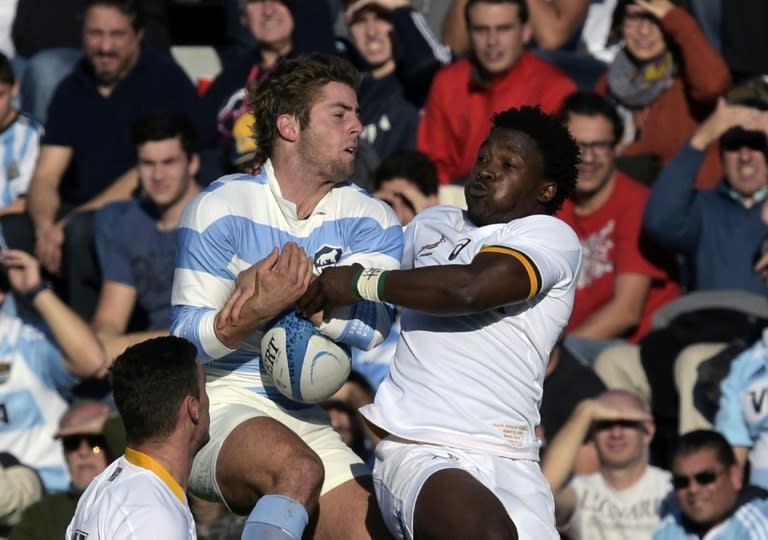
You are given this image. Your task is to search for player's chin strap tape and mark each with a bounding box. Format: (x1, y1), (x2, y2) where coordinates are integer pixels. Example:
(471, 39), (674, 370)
(353, 267), (389, 302)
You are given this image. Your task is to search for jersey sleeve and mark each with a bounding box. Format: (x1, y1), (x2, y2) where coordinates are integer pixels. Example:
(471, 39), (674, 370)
(170, 189), (241, 363)
(485, 216), (582, 303)
(317, 198), (404, 350)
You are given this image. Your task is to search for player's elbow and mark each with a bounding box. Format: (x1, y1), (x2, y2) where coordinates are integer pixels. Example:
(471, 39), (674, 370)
(451, 284), (496, 312)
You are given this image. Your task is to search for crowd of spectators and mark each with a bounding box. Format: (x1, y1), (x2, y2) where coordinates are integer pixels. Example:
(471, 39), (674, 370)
(1, 0), (768, 538)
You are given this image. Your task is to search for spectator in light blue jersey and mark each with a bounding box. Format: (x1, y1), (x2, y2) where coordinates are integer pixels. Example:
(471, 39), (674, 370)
(0, 52), (42, 219)
(0, 249), (107, 493)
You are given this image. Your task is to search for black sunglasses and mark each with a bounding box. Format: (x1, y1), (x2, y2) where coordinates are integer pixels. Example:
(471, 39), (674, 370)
(592, 419), (646, 432)
(671, 468), (724, 490)
(61, 434), (106, 454)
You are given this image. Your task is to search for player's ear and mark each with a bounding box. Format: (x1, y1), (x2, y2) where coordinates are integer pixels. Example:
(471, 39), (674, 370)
(277, 114), (299, 142)
(186, 395), (200, 424)
(538, 181), (556, 205)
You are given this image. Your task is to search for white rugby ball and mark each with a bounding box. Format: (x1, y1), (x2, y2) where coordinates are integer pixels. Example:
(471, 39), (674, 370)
(261, 311), (352, 403)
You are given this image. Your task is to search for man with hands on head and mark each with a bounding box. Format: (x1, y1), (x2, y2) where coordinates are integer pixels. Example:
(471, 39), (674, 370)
(643, 97), (768, 295)
(542, 390), (673, 539)
(297, 105), (582, 540)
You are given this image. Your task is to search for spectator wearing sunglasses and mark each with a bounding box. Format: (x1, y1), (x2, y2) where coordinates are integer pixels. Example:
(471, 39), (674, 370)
(653, 429), (768, 539)
(10, 400), (125, 540)
(643, 96), (768, 296)
(542, 389), (674, 540)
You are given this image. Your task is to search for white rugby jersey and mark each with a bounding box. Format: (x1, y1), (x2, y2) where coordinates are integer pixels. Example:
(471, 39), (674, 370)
(361, 205), (582, 460)
(66, 448), (197, 539)
(171, 160), (403, 407)
(0, 112), (42, 207)
(0, 311), (78, 492)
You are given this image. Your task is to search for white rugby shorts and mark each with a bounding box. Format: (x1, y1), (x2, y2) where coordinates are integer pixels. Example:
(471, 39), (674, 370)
(373, 436), (558, 540)
(189, 382), (370, 507)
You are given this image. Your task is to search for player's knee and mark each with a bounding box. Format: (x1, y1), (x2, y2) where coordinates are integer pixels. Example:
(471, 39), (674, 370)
(276, 452), (325, 510)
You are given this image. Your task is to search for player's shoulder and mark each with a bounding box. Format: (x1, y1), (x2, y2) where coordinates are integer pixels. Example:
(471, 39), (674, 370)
(510, 213), (579, 242)
(330, 181), (400, 225)
(182, 172), (265, 222)
(411, 204), (463, 224)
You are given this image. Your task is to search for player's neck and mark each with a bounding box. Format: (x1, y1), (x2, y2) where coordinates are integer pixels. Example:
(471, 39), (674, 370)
(131, 440), (193, 492)
(271, 156), (333, 220)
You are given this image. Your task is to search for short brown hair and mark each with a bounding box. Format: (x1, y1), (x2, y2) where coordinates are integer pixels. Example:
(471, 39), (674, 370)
(247, 53), (361, 168)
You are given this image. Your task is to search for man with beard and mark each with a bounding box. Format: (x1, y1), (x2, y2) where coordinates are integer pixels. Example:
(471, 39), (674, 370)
(543, 390), (674, 539)
(171, 54), (401, 540)
(0, 0), (198, 320)
(295, 105), (582, 539)
(556, 91), (680, 366)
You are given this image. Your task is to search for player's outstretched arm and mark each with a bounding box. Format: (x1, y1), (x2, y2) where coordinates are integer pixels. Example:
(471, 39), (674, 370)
(298, 251), (535, 317)
(215, 243), (314, 348)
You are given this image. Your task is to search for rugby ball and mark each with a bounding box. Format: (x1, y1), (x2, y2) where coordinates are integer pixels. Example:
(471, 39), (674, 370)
(261, 311), (352, 403)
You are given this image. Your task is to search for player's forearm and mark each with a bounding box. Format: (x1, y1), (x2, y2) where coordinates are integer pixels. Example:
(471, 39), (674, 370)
(214, 310), (275, 349)
(35, 289), (108, 378)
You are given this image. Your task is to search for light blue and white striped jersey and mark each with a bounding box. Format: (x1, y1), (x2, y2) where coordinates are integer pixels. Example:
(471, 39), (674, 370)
(716, 331), (768, 490)
(171, 160), (403, 403)
(653, 497), (768, 539)
(0, 112), (42, 207)
(0, 312), (79, 493)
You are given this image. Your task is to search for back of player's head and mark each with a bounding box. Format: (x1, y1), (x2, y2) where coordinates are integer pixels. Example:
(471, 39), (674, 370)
(110, 336), (200, 445)
(0, 53), (15, 86)
(672, 430), (736, 468)
(85, 0), (144, 32)
(559, 91), (624, 145)
(132, 111), (199, 158)
(248, 53), (361, 168)
(491, 105), (579, 213)
(373, 150), (439, 196)
(464, 0), (528, 26)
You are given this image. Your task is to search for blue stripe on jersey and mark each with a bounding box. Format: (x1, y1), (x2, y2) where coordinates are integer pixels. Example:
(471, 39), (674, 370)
(19, 330), (78, 395)
(170, 305), (219, 362)
(176, 216), (403, 275)
(0, 390), (45, 432)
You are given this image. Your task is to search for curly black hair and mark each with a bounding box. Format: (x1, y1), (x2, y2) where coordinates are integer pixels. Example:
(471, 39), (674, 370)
(491, 105), (579, 214)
